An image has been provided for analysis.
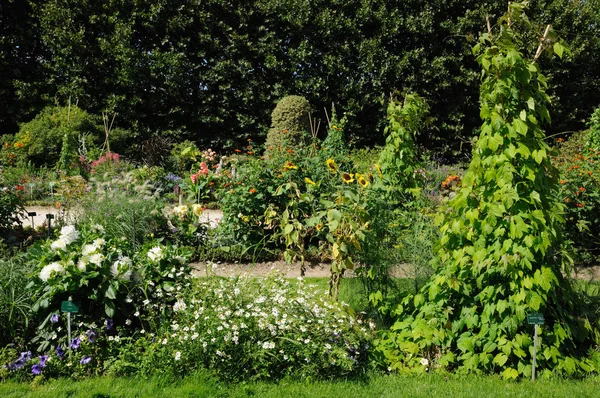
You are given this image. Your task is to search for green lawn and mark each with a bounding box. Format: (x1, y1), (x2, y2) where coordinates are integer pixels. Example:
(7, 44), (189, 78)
(1, 372), (598, 398)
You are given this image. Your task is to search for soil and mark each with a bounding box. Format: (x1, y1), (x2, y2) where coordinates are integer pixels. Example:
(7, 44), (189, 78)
(191, 260), (600, 281)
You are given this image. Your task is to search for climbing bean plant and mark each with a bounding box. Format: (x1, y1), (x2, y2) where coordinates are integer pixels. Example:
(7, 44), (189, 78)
(378, 94), (428, 192)
(375, 3), (600, 378)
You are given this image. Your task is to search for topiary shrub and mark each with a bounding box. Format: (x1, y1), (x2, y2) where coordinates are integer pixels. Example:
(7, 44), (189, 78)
(264, 95), (311, 152)
(12, 105), (103, 167)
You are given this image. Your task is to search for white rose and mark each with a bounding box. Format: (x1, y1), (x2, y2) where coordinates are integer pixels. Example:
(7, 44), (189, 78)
(59, 225), (79, 245)
(88, 253), (104, 266)
(50, 238), (67, 252)
(81, 244), (98, 256)
(39, 262), (65, 281)
(147, 246), (164, 262)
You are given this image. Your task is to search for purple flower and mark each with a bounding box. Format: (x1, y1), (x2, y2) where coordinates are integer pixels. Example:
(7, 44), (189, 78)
(80, 356), (92, 365)
(39, 355), (49, 367)
(56, 346), (65, 359)
(70, 337), (81, 350)
(86, 329), (97, 343)
(31, 364), (42, 375)
(105, 318), (114, 331)
(20, 351), (32, 361)
(50, 313), (59, 323)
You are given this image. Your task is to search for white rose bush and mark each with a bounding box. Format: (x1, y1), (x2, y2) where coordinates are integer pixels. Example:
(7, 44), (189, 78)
(27, 223), (193, 353)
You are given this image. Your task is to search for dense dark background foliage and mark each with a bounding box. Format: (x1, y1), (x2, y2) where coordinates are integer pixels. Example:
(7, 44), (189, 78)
(1, 0), (599, 158)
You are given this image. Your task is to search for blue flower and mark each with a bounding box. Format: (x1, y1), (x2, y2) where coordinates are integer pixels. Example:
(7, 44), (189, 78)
(56, 346), (65, 359)
(50, 313), (59, 323)
(165, 173), (182, 183)
(70, 337), (81, 350)
(39, 355), (49, 367)
(86, 329), (97, 343)
(31, 364), (42, 375)
(80, 356), (92, 365)
(105, 318), (114, 331)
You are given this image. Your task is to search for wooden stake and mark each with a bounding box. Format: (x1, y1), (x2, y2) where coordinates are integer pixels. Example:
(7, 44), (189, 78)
(533, 24), (552, 63)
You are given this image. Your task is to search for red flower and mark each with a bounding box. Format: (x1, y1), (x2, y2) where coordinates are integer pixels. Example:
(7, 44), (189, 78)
(16, 185), (24, 191)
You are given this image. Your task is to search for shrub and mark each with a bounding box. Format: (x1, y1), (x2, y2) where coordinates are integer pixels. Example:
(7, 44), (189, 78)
(163, 274), (372, 380)
(264, 96), (311, 152)
(12, 106), (103, 167)
(586, 106), (600, 151)
(554, 138), (600, 265)
(0, 186), (25, 238)
(26, 223), (193, 351)
(76, 171), (166, 247)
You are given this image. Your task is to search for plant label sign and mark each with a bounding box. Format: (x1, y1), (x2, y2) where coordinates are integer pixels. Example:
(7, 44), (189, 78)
(61, 301), (79, 313)
(527, 313), (544, 325)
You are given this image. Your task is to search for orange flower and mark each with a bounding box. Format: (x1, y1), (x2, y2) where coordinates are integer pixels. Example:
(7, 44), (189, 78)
(579, 187), (585, 192)
(249, 188), (257, 194)
(559, 180), (566, 184)
(234, 149), (242, 153)
(577, 203), (584, 208)
(282, 129), (289, 133)
(247, 151), (254, 155)
(14, 142), (23, 148)
(287, 149), (293, 155)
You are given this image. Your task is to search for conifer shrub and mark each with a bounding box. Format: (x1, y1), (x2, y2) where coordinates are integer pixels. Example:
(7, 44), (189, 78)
(264, 96), (311, 152)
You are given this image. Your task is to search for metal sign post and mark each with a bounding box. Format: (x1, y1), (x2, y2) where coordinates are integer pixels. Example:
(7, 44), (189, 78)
(61, 300), (79, 344)
(46, 213), (54, 238)
(27, 212), (37, 229)
(527, 313), (545, 381)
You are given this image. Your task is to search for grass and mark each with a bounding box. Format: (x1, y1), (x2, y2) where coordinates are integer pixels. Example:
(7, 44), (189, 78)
(1, 371), (599, 397)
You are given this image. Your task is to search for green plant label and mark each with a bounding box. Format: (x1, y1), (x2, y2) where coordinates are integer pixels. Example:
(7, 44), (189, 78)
(527, 313), (544, 325)
(61, 301), (79, 313)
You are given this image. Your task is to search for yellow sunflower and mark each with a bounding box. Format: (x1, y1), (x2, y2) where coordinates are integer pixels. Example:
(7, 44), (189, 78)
(283, 161), (298, 171)
(341, 172), (355, 184)
(304, 177), (316, 185)
(357, 174), (369, 187)
(315, 223), (323, 231)
(326, 158), (338, 173)
(373, 163), (383, 178)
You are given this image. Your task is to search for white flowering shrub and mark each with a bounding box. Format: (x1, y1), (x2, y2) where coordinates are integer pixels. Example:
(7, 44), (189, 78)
(161, 274), (372, 380)
(27, 224), (193, 352)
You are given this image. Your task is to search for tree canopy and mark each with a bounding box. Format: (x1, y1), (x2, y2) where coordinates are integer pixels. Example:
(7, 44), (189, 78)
(1, 0), (599, 158)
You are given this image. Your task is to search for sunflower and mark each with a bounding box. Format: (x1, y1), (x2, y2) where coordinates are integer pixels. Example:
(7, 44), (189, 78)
(341, 172), (355, 184)
(315, 223), (323, 231)
(373, 163), (383, 178)
(326, 158), (338, 173)
(304, 177), (316, 185)
(357, 174), (369, 187)
(283, 161), (298, 171)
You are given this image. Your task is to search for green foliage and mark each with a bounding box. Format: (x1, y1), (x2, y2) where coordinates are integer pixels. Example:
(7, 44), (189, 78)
(264, 96), (312, 152)
(586, 107), (600, 152)
(321, 108), (349, 157)
(553, 138), (600, 265)
(13, 106), (103, 167)
(164, 274), (371, 380)
(27, 223), (194, 351)
(378, 94), (428, 192)
(0, 186), (25, 237)
(77, 171), (166, 247)
(375, 4), (600, 378)
(0, 255), (35, 347)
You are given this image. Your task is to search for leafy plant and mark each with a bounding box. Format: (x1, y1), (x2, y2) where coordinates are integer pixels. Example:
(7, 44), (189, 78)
(378, 94), (429, 193)
(264, 96), (312, 152)
(0, 255), (36, 347)
(375, 4), (600, 378)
